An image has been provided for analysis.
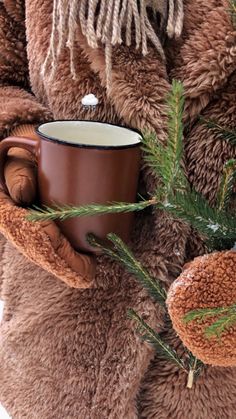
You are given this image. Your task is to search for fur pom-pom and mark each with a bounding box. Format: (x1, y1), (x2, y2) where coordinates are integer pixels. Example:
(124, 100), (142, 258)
(167, 250), (236, 366)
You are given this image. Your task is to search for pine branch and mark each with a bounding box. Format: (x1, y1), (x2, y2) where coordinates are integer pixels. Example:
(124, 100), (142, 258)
(184, 304), (236, 339)
(128, 309), (187, 372)
(200, 118), (236, 145)
(27, 199), (156, 222)
(166, 80), (185, 191)
(184, 307), (229, 323)
(160, 190), (236, 242)
(87, 234), (128, 262)
(91, 233), (204, 386)
(141, 130), (164, 182)
(108, 233), (167, 304)
(217, 160), (236, 212)
(208, 236), (236, 252)
(95, 233), (167, 305)
(90, 234), (203, 386)
(142, 80), (188, 199)
(205, 312), (236, 338)
(229, 0), (236, 27)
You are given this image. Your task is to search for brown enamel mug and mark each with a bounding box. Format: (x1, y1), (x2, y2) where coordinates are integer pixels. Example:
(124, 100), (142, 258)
(0, 121), (141, 253)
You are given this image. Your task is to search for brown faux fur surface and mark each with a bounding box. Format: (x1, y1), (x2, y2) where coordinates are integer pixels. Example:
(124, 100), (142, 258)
(0, 0), (236, 418)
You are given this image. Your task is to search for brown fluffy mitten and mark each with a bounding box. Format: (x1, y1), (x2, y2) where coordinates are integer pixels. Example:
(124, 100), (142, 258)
(0, 125), (96, 288)
(0, 190), (96, 288)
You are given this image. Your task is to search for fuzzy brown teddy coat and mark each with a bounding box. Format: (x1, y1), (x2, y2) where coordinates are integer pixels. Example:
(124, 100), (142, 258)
(0, 0), (236, 418)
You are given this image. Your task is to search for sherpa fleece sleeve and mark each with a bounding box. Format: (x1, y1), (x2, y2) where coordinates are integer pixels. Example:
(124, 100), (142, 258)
(0, 1), (51, 140)
(0, 1), (51, 296)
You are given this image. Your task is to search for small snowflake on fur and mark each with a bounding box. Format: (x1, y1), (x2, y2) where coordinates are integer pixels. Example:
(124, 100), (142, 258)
(167, 250), (236, 367)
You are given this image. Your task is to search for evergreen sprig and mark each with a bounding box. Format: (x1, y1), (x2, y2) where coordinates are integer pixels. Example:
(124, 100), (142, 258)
(184, 304), (236, 338)
(165, 80), (186, 195)
(142, 81), (187, 199)
(27, 199), (156, 222)
(201, 119), (236, 146)
(217, 160), (236, 212)
(205, 312), (236, 338)
(184, 307), (229, 323)
(141, 130), (164, 182)
(128, 309), (187, 372)
(160, 189), (236, 243)
(88, 233), (167, 305)
(90, 232), (202, 387)
(229, 0), (236, 27)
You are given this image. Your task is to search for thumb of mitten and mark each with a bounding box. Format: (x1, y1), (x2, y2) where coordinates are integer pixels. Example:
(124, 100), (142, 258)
(4, 124), (38, 205)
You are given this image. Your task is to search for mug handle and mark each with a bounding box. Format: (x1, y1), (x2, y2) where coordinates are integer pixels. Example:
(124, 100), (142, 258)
(0, 136), (38, 193)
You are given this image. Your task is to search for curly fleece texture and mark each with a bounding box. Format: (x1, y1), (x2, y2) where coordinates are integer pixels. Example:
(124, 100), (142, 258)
(167, 251), (236, 367)
(0, 0), (236, 418)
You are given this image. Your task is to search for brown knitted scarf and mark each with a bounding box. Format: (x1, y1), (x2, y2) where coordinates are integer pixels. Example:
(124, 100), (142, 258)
(42, 0), (184, 87)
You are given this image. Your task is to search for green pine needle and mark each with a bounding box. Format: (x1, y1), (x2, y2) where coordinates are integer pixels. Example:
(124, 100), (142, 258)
(229, 0), (236, 27)
(142, 80), (188, 199)
(184, 307), (230, 323)
(141, 130), (164, 181)
(205, 312), (236, 338)
(87, 233), (126, 262)
(160, 189), (236, 243)
(184, 304), (236, 339)
(27, 199), (155, 222)
(217, 160), (236, 212)
(108, 233), (167, 304)
(166, 80), (184, 168)
(128, 309), (187, 372)
(200, 118), (236, 145)
(89, 233), (167, 305)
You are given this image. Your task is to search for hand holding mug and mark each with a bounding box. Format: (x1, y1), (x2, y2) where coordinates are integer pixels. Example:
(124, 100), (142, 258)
(0, 121), (141, 254)
(0, 124), (95, 287)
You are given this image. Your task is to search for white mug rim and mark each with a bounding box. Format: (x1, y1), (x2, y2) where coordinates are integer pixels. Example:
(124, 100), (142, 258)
(37, 120), (142, 150)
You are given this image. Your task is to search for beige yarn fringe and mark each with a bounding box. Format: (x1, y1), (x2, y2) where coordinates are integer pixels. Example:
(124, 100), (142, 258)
(42, 0), (184, 88)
